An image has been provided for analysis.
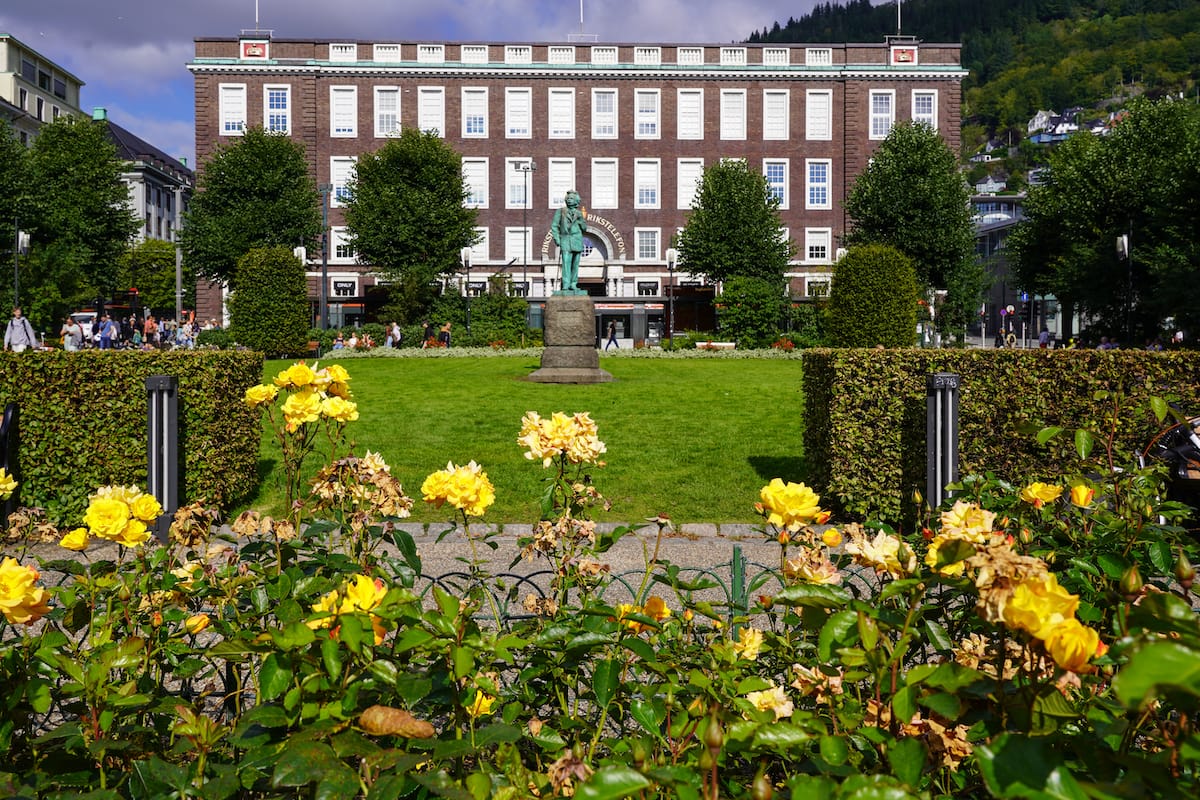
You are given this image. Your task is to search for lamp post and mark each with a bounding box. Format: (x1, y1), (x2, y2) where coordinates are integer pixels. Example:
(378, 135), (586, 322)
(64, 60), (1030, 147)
(461, 247), (472, 336)
(13, 218), (28, 309)
(318, 183), (332, 329)
(519, 161), (536, 298)
(665, 247), (677, 348)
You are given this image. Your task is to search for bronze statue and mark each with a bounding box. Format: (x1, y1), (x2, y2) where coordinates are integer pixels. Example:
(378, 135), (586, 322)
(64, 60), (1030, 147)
(550, 190), (587, 295)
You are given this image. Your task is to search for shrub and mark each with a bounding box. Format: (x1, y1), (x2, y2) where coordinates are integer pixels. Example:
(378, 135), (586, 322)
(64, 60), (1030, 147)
(826, 244), (920, 348)
(716, 276), (787, 349)
(228, 246), (310, 357)
(195, 328), (233, 349)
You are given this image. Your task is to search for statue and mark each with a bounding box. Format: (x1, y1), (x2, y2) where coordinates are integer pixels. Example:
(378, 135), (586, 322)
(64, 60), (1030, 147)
(550, 190), (587, 295)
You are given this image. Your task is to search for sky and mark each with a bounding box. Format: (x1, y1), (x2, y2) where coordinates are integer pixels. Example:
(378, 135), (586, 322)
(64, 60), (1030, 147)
(0, 0), (857, 169)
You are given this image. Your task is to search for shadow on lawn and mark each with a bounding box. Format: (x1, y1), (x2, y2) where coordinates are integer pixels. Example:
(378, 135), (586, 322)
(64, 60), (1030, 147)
(235, 457), (279, 510)
(747, 455), (808, 484)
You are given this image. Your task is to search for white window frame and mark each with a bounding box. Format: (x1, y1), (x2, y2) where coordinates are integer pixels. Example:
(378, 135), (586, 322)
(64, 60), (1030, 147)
(677, 88), (703, 140)
(373, 86), (400, 138)
(677, 158), (704, 210)
(912, 89), (938, 130)
(720, 47), (747, 66)
(806, 48), (833, 66)
(505, 45), (532, 64)
(634, 47), (661, 65)
(462, 87), (488, 138)
(805, 159), (832, 210)
(417, 44), (444, 63)
(806, 89), (833, 141)
(763, 158), (789, 209)
(548, 87), (575, 139)
(417, 86), (445, 136)
(373, 43), (401, 62)
(461, 44), (488, 63)
(547, 158), (575, 209)
(548, 46), (575, 64)
(634, 89), (660, 139)
(763, 89), (789, 140)
(677, 46), (704, 65)
(331, 227), (356, 264)
(634, 228), (660, 262)
(591, 88), (617, 139)
(634, 158), (660, 209)
(469, 228), (489, 264)
(763, 47), (790, 66)
(505, 227), (533, 264)
(330, 156), (357, 208)
(330, 86), (357, 138)
(263, 84), (290, 134)
(720, 89), (746, 140)
(462, 157), (489, 209)
(506, 157), (534, 209)
(329, 43), (358, 62)
(219, 83), (246, 136)
(505, 87), (532, 138)
(592, 46), (618, 65)
(869, 90), (895, 140)
(591, 158), (618, 209)
(805, 228), (833, 264)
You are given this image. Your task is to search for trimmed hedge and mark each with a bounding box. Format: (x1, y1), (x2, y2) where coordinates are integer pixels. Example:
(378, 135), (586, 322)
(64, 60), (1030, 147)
(802, 348), (1200, 524)
(0, 350), (264, 523)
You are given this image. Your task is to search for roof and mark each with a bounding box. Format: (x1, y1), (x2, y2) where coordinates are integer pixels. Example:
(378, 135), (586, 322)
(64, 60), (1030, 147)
(0, 33), (87, 86)
(101, 117), (193, 183)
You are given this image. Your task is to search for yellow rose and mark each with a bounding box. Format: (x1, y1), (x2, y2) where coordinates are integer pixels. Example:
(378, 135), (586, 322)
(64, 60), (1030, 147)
(733, 626), (764, 660)
(939, 500), (995, 541)
(822, 528), (843, 547)
(758, 479), (824, 530)
(1019, 482), (1063, 508)
(0, 467), (16, 500)
(642, 595), (672, 623)
(282, 388), (323, 430)
(1002, 574), (1079, 639)
(324, 364), (351, 384)
(84, 496), (131, 540)
(925, 532), (978, 577)
(285, 362), (316, 388)
(130, 493), (164, 523)
(110, 518), (152, 548)
(845, 530), (916, 578)
(59, 527), (90, 551)
(326, 381), (352, 399)
(244, 384), (279, 407)
(271, 368), (293, 387)
(321, 395), (359, 423)
(467, 691), (496, 718)
(1042, 618), (1101, 673)
(614, 602), (646, 633)
(184, 613), (211, 635)
(342, 574), (387, 613)
(745, 683), (794, 719)
(1070, 484), (1095, 508)
(0, 557), (53, 625)
(422, 461), (494, 517)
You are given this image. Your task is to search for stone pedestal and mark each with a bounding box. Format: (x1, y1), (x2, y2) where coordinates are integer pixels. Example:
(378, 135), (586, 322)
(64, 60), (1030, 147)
(528, 295), (614, 384)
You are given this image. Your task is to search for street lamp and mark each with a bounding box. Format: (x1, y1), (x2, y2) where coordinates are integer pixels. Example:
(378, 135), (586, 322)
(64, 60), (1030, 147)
(318, 183), (332, 330)
(665, 247), (677, 348)
(461, 247), (472, 336)
(519, 161), (536, 298)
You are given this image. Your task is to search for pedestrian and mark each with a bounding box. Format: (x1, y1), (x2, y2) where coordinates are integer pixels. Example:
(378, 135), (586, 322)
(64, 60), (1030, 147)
(99, 314), (119, 350)
(60, 315), (84, 352)
(144, 314), (159, 346)
(1038, 326), (1050, 349)
(438, 321), (452, 347)
(605, 321), (619, 350)
(388, 321), (403, 348)
(4, 307), (37, 352)
(422, 320), (436, 348)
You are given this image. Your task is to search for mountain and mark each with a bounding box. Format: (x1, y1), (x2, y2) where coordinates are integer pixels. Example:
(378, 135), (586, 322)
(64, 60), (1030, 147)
(749, 1), (1200, 134)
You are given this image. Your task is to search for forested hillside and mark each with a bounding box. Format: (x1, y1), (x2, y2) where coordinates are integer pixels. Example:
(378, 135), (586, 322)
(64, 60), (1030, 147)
(749, 0), (1200, 133)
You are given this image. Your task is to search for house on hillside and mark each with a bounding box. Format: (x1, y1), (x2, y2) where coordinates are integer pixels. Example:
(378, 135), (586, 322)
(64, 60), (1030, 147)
(974, 175), (1007, 194)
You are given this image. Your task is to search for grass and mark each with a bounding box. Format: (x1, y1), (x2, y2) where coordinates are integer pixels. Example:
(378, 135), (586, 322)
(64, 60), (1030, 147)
(244, 354), (807, 523)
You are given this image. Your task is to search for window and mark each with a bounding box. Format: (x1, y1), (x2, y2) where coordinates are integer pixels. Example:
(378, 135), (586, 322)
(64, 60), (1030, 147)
(548, 46), (575, 64)
(53, 78), (67, 99)
(547, 158), (575, 209)
(417, 44), (444, 63)
(38, 71), (50, 91)
(637, 280), (659, 296)
(548, 88), (575, 139)
(635, 89), (659, 138)
(634, 47), (661, 65)
(35, 98), (44, 121)
(505, 227), (532, 264)
(677, 89), (703, 140)
(329, 43), (357, 61)
(263, 85), (290, 133)
(912, 89), (937, 129)
(805, 229), (832, 263)
(763, 89), (789, 140)
(219, 84), (246, 135)
(806, 159), (831, 209)
(374, 87), (399, 137)
(512, 281), (530, 298)
(374, 44), (401, 62)
(461, 44), (488, 63)
(720, 90), (746, 140)
(806, 278), (831, 298)
(17, 88), (27, 111)
(461, 158), (488, 208)
(506, 158), (533, 209)
(677, 47), (704, 65)
(591, 158), (618, 209)
(677, 158), (703, 209)
(591, 89), (617, 139)
(20, 59), (35, 82)
(763, 159), (788, 208)
(462, 87), (488, 138)
(592, 46), (618, 64)
(332, 227), (355, 262)
(469, 228), (489, 263)
(330, 157), (356, 207)
(763, 48), (790, 66)
(417, 87), (444, 136)
(720, 47), (746, 66)
(806, 89), (832, 140)
(506, 87), (532, 138)
(806, 48), (832, 66)
(635, 229), (660, 262)
(330, 87), (357, 137)
(634, 159), (660, 209)
(505, 45), (532, 64)
(870, 90), (895, 139)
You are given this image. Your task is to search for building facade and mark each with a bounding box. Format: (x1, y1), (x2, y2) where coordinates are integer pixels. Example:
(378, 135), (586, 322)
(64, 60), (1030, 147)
(0, 33), (84, 145)
(189, 35), (964, 337)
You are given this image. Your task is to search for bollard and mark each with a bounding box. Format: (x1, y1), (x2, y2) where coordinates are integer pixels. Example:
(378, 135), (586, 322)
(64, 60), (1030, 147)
(146, 376), (179, 542)
(1, 403), (18, 522)
(926, 372), (960, 510)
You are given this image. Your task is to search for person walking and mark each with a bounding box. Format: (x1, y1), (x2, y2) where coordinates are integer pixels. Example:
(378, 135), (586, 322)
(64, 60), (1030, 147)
(98, 314), (119, 350)
(60, 315), (84, 352)
(4, 307), (37, 352)
(388, 321), (403, 348)
(438, 322), (452, 347)
(422, 320), (436, 348)
(605, 321), (619, 350)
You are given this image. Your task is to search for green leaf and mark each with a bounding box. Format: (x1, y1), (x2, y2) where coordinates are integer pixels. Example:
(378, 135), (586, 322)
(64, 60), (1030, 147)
(774, 583), (852, 609)
(922, 620), (954, 654)
(1150, 396), (1169, 422)
(887, 736), (926, 787)
(976, 733), (1089, 800)
(892, 685), (917, 723)
(259, 654), (292, 702)
(593, 658), (621, 708)
(272, 741), (340, 787)
(751, 723), (813, 749)
(1074, 429), (1095, 460)
(575, 765), (652, 800)
(819, 734), (849, 765)
(314, 763), (360, 800)
(321, 637), (343, 682)
(819, 610), (858, 662)
(630, 698), (664, 737)
(1113, 641), (1200, 707)
(338, 614), (365, 656)
(1095, 553), (1128, 580)
(1036, 426), (1064, 445)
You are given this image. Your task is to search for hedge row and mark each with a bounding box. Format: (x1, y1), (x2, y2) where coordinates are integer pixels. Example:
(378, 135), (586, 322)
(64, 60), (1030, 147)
(801, 348), (1200, 524)
(0, 350), (264, 524)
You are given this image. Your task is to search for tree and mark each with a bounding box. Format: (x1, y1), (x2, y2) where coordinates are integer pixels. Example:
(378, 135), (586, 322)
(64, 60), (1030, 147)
(20, 117), (139, 326)
(181, 128), (321, 287)
(118, 239), (194, 317)
(0, 120), (28, 309)
(343, 129), (478, 305)
(844, 121), (982, 339)
(717, 276), (787, 349)
(227, 247), (310, 356)
(826, 245), (920, 348)
(675, 160), (791, 284)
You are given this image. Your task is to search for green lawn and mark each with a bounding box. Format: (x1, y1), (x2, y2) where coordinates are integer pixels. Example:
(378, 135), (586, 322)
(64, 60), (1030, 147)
(246, 355), (807, 523)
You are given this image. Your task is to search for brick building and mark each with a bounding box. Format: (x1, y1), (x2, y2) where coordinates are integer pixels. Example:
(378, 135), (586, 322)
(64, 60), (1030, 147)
(189, 35), (964, 339)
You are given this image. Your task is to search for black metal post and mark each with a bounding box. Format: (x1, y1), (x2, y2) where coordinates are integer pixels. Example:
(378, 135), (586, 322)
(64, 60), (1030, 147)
(146, 375), (179, 543)
(318, 183), (332, 330)
(926, 372), (960, 509)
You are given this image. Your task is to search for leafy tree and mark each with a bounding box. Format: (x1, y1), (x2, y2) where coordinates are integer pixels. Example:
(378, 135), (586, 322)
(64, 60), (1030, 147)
(826, 245), (920, 348)
(844, 121), (982, 339)
(118, 238), (194, 318)
(717, 276), (787, 349)
(19, 117), (139, 327)
(181, 128), (321, 287)
(461, 276), (538, 347)
(675, 159), (791, 284)
(0, 120), (28, 309)
(343, 128), (478, 308)
(227, 246), (310, 356)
